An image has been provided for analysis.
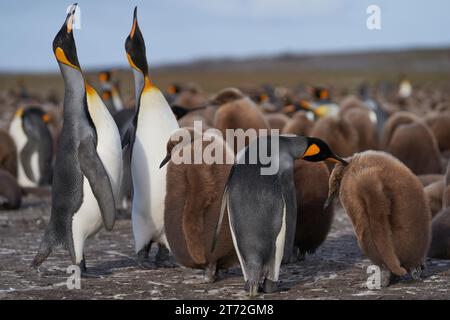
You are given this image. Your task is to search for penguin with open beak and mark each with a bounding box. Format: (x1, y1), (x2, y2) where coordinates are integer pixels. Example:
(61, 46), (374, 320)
(31, 4), (123, 273)
(125, 7), (180, 268)
(212, 135), (347, 296)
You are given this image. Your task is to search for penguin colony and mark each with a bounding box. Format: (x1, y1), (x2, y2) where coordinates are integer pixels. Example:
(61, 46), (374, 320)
(0, 3), (448, 298)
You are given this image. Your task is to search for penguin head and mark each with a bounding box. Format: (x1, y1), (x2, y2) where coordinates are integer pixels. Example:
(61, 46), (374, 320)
(52, 3), (81, 71)
(99, 71), (111, 84)
(301, 137), (348, 165)
(125, 7), (148, 75)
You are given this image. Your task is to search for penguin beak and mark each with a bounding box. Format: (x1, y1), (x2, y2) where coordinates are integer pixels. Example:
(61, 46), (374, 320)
(326, 155), (348, 166)
(66, 3), (77, 33)
(159, 153), (171, 169)
(130, 7), (138, 39)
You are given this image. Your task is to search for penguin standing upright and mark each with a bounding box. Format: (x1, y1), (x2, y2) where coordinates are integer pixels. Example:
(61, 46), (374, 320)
(31, 4), (123, 271)
(214, 135), (347, 296)
(124, 8), (179, 268)
(9, 106), (53, 187)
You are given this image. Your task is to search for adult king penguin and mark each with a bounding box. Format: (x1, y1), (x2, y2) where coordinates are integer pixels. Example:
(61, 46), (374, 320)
(125, 7), (179, 268)
(213, 135), (347, 296)
(9, 106), (53, 187)
(31, 4), (123, 272)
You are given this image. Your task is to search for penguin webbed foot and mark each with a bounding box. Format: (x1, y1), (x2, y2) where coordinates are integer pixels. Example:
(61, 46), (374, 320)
(155, 244), (177, 268)
(262, 278), (278, 294)
(205, 262), (218, 283)
(137, 248), (152, 270)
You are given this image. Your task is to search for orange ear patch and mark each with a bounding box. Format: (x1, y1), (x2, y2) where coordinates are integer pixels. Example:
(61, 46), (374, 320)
(42, 114), (50, 123)
(303, 143), (320, 157)
(55, 47), (79, 70)
(126, 53), (141, 72)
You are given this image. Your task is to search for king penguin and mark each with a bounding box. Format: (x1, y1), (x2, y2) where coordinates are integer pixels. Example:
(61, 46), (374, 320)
(9, 106), (53, 187)
(213, 135), (347, 296)
(124, 7), (179, 268)
(31, 4), (123, 272)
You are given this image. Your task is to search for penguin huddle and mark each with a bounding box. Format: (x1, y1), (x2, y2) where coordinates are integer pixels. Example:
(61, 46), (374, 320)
(9, 2), (448, 299)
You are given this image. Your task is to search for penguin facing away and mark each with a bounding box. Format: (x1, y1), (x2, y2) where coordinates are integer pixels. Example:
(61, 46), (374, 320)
(124, 7), (179, 268)
(31, 4), (123, 271)
(213, 135), (347, 296)
(9, 106), (53, 187)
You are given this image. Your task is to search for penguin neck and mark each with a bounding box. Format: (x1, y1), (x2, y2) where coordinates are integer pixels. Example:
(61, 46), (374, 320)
(59, 63), (86, 118)
(133, 69), (145, 108)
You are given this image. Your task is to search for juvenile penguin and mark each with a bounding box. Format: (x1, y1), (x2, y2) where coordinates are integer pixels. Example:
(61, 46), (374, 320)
(160, 128), (237, 281)
(381, 112), (442, 175)
(9, 106), (53, 186)
(0, 130), (17, 177)
(327, 151), (431, 285)
(31, 5), (123, 271)
(214, 135), (347, 296)
(281, 111), (315, 136)
(428, 159), (450, 259)
(265, 113), (290, 131)
(292, 159), (333, 261)
(425, 112), (450, 152)
(0, 169), (21, 210)
(125, 8), (179, 268)
(424, 180), (444, 217)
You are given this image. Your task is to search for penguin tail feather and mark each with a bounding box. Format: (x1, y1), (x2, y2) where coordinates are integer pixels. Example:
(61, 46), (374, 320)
(30, 231), (55, 269)
(211, 182), (229, 254)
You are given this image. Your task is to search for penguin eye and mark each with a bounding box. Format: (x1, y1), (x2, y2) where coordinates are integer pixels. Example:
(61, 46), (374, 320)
(303, 143), (320, 158)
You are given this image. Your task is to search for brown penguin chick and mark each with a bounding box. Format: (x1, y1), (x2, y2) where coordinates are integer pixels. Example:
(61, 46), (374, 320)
(0, 169), (22, 210)
(417, 174), (444, 187)
(310, 115), (359, 158)
(292, 159), (333, 261)
(428, 208), (450, 259)
(209, 87), (245, 106)
(424, 180), (444, 218)
(0, 130), (18, 177)
(328, 151), (431, 284)
(340, 108), (377, 151)
(282, 111), (315, 136)
(162, 128), (237, 282)
(425, 112), (450, 152)
(381, 112), (442, 175)
(172, 83), (207, 110)
(213, 97), (270, 154)
(265, 113), (290, 131)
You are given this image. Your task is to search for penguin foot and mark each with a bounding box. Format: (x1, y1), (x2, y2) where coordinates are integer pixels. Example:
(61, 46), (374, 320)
(155, 245), (177, 268)
(137, 248), (152, 269)
(262, 278), (278, 293)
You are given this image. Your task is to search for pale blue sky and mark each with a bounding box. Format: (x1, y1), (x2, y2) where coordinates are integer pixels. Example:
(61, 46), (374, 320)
(0, 0), (449, 72)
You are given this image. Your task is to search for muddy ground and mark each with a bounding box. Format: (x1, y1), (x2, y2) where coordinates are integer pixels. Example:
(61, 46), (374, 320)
(0, 191), (449, 300)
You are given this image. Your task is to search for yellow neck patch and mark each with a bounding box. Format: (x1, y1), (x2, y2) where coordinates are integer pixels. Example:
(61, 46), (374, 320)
(85, 83), (96, 97)
(303, 143), (320, 157)
(55, 47), (79, 70)
(143, 76), (154, 92)
(127, 53), (141, 72)
(15, 107), (24, 118)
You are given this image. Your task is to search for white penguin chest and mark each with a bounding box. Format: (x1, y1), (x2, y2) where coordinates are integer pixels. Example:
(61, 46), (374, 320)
(9, 116), (39, 187)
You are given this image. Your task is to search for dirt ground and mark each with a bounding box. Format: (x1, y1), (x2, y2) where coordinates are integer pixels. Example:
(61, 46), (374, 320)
(0, 191), (449, 300)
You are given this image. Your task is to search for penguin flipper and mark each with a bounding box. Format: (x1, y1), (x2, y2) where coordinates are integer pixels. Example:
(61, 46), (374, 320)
(280, 171), (297, 264)
(78, 137), (117, 231)
(20, 140), (37, 182)
(211, 165), (235, 253)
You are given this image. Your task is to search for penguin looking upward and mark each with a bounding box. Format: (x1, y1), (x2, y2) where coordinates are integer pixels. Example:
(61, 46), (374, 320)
(125, 7), (179, 268)
(213, 135), (347, 296)
(9, 106), (53, 187)
(31, 4), (123, 272)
